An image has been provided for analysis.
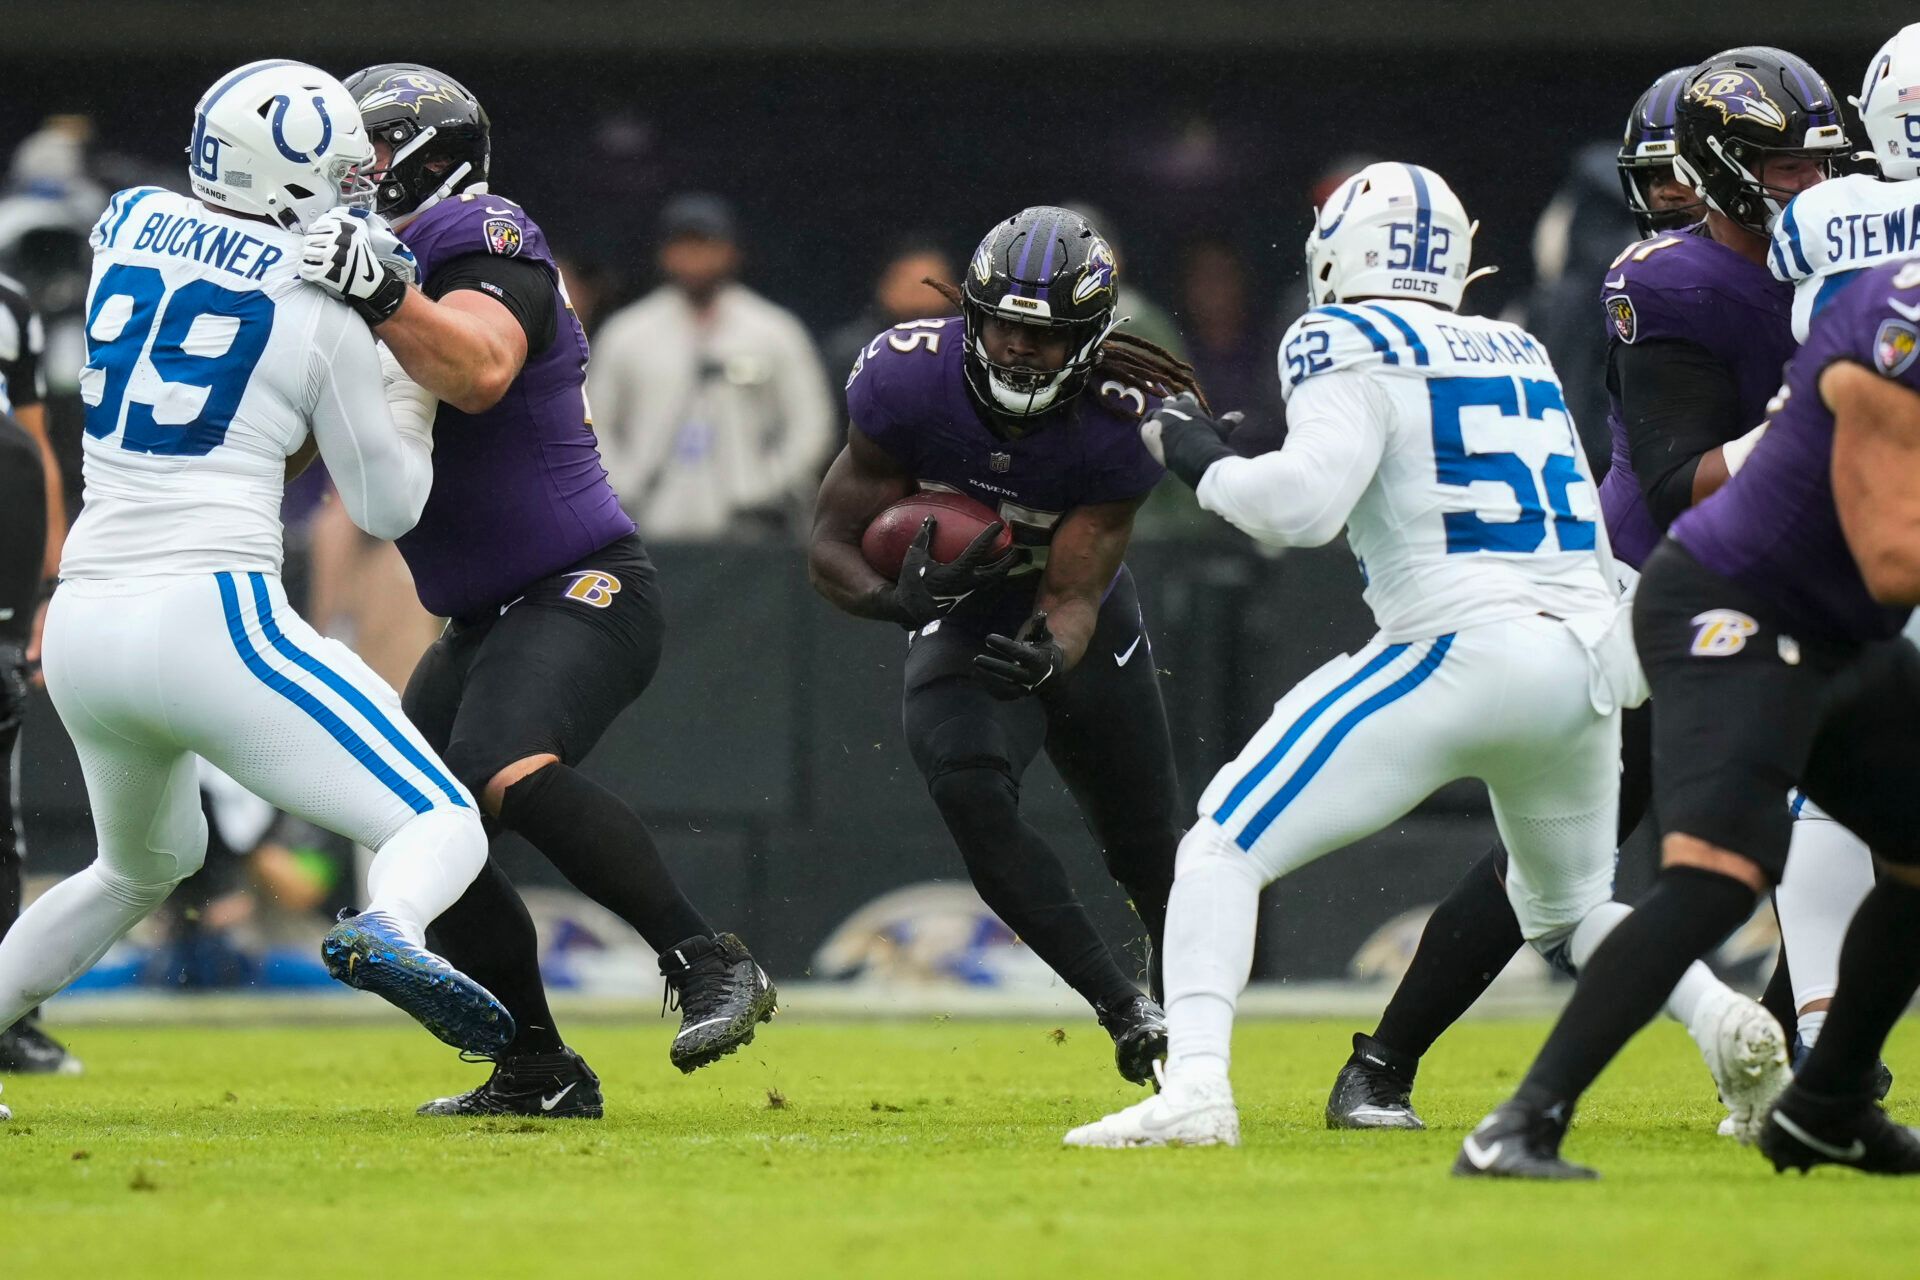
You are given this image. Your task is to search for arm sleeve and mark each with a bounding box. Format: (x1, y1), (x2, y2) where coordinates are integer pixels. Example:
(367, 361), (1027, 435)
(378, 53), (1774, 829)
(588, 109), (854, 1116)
(1195, 367), (1385, 548)
(1613, 338), (1744, 530)
(424, 253), (559, 356)
(308, 306), (434, 541)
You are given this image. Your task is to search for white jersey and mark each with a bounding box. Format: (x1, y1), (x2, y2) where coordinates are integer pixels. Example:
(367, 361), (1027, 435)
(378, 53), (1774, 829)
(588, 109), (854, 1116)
(1197, 299), (1612, 642)
(1772, 173), (1920, 341)
(64, 187), (427, 580)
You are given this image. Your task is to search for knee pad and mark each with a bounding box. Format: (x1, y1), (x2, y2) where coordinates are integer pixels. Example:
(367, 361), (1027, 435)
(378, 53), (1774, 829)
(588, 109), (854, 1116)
(927, 763), (1020, 834)
(920, 713), (1018, 790)
(115, 802), (209, 887)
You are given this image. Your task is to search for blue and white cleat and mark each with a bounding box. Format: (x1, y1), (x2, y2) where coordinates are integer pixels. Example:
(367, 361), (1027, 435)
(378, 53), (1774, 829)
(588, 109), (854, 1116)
(322, 910), (515, 1055)
(0, 1081), (11, 1121)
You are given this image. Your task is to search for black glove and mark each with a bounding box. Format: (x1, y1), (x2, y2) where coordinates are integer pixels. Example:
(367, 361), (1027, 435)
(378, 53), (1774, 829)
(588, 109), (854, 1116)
(297, 209), (411, 326)
(973, 612), (1067, 700)
(893, 516), (1019, 628)
(1142, 391), (1240, 489)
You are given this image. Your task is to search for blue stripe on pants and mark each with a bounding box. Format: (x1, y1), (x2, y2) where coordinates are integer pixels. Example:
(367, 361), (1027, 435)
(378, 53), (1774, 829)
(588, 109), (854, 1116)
(1212, 643), (1411, 824)
(1233, 634), (1456, 851)
(246, 573), (467, 808)
(214, 572), (433, 815)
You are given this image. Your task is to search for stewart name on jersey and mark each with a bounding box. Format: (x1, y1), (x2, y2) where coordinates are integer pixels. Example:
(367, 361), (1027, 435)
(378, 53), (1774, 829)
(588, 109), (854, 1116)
(844, 316), (1164, 634)
(394, 193), (632, 620)
(1771, 173), (1920, 341)
(1673, 258), (1920, 644)
(1597, 223), (1796, 568)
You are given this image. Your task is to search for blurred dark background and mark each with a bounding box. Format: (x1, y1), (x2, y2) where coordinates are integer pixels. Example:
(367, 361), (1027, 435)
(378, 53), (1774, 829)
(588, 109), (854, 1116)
(1, 1), (1901, 989)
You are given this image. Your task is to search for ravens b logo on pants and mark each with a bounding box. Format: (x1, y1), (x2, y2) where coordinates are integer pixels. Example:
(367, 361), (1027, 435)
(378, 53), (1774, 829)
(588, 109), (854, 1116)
(563, 572), (621, 608)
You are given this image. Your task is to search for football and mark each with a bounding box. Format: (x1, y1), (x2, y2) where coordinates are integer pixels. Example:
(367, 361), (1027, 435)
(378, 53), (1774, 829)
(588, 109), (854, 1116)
(860, 490), (1012, 580)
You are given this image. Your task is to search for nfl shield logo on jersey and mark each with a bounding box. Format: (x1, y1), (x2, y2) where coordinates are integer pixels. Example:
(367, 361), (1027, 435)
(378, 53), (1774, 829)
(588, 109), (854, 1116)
(484, 217), (522, 257)
(1689, 608), (1758, 657)
(989, 451), (1011, 473)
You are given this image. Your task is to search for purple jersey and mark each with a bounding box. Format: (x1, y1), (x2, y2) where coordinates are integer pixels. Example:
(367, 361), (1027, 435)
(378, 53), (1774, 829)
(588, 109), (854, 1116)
(845, 317), (1164, 633)
(394, 194), (633, 619)
(1597, 224), (1796, 567)
(1674, 259), (1920, 643)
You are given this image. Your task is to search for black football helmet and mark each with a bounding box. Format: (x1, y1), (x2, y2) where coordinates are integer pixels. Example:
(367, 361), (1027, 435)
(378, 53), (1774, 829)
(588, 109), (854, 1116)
(343, 63), (491, 222)
(1619, 66), (1705, 237)
(1672, 47), (1850, 235)
(959, 206), (1119, 418)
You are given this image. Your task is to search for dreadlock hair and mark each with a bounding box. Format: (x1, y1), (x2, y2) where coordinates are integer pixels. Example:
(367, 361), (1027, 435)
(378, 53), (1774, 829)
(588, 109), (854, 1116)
(924, 278), (1210, 413)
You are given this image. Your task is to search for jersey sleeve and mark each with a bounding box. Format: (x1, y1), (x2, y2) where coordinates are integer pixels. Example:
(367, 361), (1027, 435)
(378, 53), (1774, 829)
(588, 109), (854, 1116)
(842, 321), (956, 469)
(1853, 266), (1920, 396)
(1078, 378), (1165, 504)
(402, 196), (538, 280)
(1278, 306), (1398, 401)
(88, 186), (168, 253)
(1768, 185), (1838, 285)
(1199, 366), (1386, 547)
(306, 303), (434, 541)
(424, 253), (558, 355)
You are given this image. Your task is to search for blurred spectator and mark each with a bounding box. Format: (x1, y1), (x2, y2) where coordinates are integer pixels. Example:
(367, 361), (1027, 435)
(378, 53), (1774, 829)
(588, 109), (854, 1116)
(821, 236), (955, 389)
(1063, 203), (1187, 360)
(1178, 237), (1279, 424)
(590, 193), (834, 541)
(1520, 142), (1639, 474)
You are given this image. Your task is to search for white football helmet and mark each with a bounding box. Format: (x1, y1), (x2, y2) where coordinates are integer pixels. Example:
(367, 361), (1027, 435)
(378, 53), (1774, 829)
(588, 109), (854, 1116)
(187, 60), (375, 232)
(1856, 24), (1920, 181)
(1304, 162), (1480, 312)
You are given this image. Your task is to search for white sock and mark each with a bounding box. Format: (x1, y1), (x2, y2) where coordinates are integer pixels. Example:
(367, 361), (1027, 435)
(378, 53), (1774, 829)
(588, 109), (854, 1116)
(1567, 898), (1722, 1030)
(1796, 1008), (1827, 1049)
(0, 862), (177, 1029)
(1568, 900), (1631, 971)
(362, 807), (489, 948)
(1163, 826), (1265, 1086)
(1777, 815), (1873, 1015)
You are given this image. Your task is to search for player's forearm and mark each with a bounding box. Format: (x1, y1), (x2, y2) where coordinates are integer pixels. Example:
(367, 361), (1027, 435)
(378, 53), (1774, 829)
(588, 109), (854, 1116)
(377, 289), (518, 414)
(1196, 450), (1353, 548)
(807, 537), (910, 624)
(1031, 591), (1098, 669)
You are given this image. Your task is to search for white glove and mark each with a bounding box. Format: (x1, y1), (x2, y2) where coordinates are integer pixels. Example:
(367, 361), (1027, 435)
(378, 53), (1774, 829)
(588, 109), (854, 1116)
(299, 208), (411, 325)
(378, 343), (437, 452)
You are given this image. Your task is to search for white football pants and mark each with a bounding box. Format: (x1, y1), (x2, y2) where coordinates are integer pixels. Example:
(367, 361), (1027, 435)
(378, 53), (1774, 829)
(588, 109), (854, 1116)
(0, 572), (484, 1028)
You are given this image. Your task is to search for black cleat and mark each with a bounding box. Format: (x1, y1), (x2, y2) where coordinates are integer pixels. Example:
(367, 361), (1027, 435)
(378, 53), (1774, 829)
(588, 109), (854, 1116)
(1095, 994), (1168, 1086)
(1454, 1099), (1597, 1180)
(417, 1047), (603, 1118)
(0, 1021), (83, 1076)
(1327, 1032), (1422, 1130)
(659, 933), (777, 1073)
(1759, 1084), (1920, 1175)
(1793, 1035), (1893, 1103)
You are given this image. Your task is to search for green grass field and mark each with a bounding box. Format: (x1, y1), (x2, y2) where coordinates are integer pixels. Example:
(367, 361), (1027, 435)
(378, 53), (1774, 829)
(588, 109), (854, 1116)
(2, 1015), (1917, 1278)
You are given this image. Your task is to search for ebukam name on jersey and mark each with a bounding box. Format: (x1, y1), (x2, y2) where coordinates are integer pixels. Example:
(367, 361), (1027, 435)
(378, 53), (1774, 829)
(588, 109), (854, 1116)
(127, 211), (285, 282)
(1432, 323), (1550, 368)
